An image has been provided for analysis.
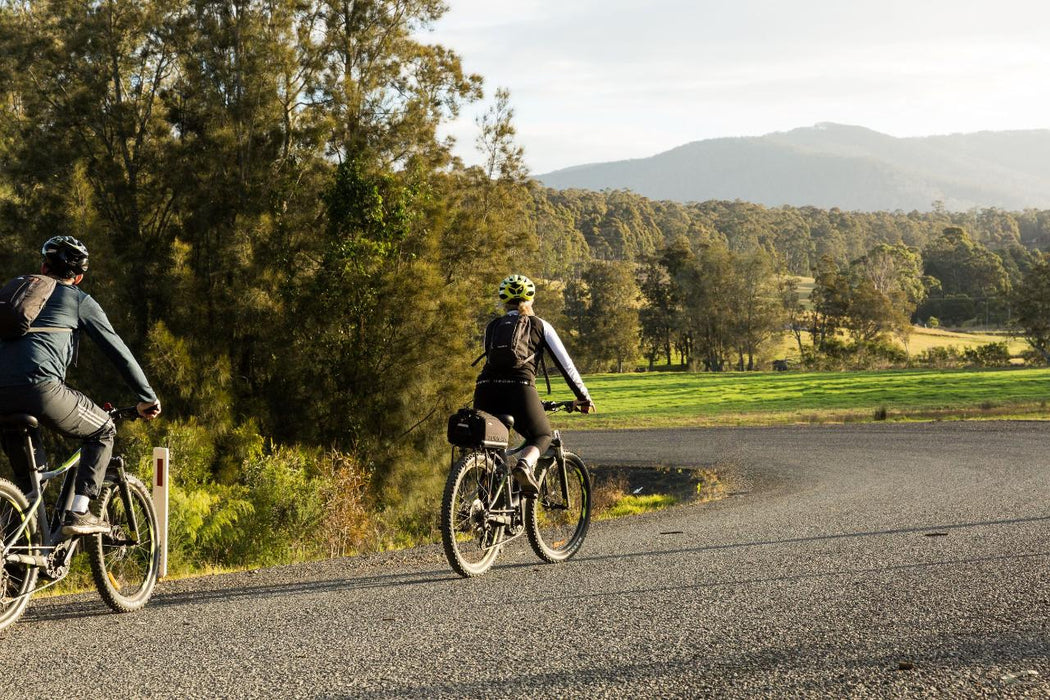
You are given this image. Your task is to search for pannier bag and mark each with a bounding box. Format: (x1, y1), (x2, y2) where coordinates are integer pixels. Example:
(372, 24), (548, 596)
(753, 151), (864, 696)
(0, 274), (59, 341)
(447, 408), (509, 449)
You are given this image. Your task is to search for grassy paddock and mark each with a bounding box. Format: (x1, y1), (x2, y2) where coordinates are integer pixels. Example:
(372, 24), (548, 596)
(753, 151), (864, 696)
(552, 367), (1050, 430)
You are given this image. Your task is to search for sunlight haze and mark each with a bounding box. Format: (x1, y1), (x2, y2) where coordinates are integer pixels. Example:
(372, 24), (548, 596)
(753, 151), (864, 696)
(425, 0), (1050, 174)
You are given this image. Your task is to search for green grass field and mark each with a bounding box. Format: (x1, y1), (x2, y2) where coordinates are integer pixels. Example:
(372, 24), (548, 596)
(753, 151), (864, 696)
(552, 367), (1050, 429)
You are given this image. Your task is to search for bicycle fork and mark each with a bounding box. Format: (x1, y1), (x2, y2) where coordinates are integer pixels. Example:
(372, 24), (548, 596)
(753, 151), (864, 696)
(110, 457), (140, 543)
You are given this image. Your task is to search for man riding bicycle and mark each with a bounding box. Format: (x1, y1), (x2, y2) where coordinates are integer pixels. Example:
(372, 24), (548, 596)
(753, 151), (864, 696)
(474, 274), (594, 497)
(0, 236), (160, 535)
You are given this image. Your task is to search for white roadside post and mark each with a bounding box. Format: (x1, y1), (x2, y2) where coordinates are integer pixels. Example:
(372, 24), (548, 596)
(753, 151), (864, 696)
(152, 447), (169, 579)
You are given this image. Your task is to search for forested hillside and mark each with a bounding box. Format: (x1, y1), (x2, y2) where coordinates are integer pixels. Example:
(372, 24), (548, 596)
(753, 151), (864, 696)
(537, 124), (1050, 211)
(528, 187), (1050, 373)
(3, 1), (1050, 570)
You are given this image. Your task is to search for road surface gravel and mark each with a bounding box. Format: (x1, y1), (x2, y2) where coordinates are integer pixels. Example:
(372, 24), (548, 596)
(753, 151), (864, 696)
(3, 421), (1049, 697)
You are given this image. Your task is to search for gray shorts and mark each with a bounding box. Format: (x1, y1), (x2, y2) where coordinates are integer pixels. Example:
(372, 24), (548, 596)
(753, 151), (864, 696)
(0, 381), (115, 497)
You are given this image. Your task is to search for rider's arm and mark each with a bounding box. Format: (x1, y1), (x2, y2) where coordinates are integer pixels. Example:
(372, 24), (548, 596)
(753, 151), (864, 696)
(540, 321), (591, 404)
(78, 295), (158, 404)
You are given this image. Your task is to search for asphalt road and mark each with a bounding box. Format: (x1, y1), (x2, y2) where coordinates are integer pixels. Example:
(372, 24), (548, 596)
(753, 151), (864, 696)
(4, 421), (1050, 697)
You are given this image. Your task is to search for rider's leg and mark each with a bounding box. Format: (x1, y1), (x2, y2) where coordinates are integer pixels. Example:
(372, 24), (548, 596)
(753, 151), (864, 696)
(474, 382), (549, 495)
(31, 382), (114, 534)
(510, 385), (552, 468)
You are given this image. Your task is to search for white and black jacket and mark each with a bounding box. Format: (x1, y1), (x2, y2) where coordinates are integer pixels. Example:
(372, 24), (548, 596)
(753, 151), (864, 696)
(476, 311), (591, 402)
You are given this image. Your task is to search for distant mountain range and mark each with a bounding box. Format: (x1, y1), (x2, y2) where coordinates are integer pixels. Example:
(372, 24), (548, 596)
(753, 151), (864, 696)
(536, 123), (1050, 211)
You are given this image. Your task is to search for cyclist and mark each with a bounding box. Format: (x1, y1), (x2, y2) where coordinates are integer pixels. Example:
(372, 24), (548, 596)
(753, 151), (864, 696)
(474, 274), (593, 497)
(0, 236), (160, 535)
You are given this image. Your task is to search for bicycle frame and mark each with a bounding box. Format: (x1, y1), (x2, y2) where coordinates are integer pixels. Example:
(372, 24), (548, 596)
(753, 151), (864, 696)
(2, 423), (141, 585)
(2, 426), (80, 565)
(475, 450), (521, 550)
(471, 428), (575, 551)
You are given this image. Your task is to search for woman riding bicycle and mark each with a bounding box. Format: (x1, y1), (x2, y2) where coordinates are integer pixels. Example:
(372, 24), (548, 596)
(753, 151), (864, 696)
(474, 274), (594, 497)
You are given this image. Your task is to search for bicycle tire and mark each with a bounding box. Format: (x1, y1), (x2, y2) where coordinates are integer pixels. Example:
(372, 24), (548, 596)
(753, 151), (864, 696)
(0, 477), (37, 632)
(441, 450), (504, 578)
(526, 452), (591, 563)
(87, 475), (159, 613)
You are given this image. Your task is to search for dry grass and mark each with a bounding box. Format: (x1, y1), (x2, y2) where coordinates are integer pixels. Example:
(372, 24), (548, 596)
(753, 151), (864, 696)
(591, 471), (629, 513)
(904, 326), (1026, 354)
(767, 326), (1025, 363)
(693, 469), (726, 502)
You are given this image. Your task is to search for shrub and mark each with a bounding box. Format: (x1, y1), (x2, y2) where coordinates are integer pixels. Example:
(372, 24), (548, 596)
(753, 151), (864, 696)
(168, 483), (254, 571)
(962, 342), (1012, 367)
(911, 345), (965, 369)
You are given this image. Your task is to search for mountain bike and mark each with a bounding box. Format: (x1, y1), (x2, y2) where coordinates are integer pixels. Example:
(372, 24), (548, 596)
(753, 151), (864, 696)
(0, 405), (160, 632)
(441, 400), (592, 577)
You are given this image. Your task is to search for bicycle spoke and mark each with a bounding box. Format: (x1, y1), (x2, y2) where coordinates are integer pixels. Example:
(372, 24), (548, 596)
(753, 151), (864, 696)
(88, 478), (159, 612)
(526, 454), (591, 563)
(442, 451), (506, 576)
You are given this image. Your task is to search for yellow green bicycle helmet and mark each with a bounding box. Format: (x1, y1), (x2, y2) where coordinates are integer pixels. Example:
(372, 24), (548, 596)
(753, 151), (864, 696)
(498, 274), (536, 303)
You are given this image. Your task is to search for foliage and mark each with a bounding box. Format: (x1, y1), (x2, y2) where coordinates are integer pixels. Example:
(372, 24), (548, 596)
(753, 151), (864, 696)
(572, 261), (640, 373)
(1011, 255), (1050, 362)
(0, 0), (509, 570)
(3, 0), (1050, 572)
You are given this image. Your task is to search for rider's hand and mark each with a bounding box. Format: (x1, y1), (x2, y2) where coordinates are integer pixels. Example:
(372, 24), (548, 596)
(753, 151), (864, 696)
(574, 399), (595, 414)
(137, 400), (161, 420)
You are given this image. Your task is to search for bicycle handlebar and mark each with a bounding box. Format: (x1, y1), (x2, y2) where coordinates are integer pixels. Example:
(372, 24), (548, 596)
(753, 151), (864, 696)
(542, 400), (577, 413)
(104, 404), (142, 422)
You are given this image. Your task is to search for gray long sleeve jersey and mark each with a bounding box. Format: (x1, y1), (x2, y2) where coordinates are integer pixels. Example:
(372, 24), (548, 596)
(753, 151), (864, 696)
(0, 280), (157, 403)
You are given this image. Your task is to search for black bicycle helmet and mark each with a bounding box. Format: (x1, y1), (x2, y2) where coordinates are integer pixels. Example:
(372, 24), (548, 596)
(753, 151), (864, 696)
(41, 236), (89, 278)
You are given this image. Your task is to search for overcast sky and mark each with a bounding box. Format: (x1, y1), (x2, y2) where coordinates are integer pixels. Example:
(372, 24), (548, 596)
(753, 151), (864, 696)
(422, 0), (1050, 174)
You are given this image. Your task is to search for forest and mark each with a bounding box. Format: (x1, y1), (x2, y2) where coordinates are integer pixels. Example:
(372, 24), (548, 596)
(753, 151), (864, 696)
(2, 0), (1050, 570)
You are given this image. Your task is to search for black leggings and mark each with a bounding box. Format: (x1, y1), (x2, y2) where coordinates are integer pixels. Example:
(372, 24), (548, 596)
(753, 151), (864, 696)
(473, 382), (552, 456)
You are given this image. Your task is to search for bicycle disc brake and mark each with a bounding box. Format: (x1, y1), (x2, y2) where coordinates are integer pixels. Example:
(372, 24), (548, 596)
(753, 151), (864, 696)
(43, 541), (73, 580)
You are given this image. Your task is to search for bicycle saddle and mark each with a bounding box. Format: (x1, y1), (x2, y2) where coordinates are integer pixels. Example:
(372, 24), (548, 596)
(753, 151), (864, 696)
(0, 414), (38, 429)
(497, 414), (514, 430)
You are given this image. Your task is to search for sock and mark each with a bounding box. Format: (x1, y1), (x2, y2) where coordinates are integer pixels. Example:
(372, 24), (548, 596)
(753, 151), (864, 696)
(519, 446), (540, 470)
(72, 494), (90, 514)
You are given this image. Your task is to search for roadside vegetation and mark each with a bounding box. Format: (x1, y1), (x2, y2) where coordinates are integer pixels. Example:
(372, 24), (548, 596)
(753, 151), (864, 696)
(3, 1), (1050, 577)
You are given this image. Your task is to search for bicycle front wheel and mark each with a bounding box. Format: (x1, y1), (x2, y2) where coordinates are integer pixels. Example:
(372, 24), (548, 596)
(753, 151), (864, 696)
(87, 475), (160, 612)
(441, 450), (505, 578)
(526, 452), (591, 563)
(0, 478), (37, 632)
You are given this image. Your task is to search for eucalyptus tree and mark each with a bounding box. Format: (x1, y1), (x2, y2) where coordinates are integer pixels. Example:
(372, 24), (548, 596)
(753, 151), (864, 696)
(576, 260), (640, 373)
(0, 0), (189, 342)
(1011, 254), (1050, 362)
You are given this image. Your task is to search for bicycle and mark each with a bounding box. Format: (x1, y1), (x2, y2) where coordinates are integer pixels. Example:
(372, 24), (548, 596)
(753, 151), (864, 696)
(0, 405), (160, 632)
(441, 400), (592, 577)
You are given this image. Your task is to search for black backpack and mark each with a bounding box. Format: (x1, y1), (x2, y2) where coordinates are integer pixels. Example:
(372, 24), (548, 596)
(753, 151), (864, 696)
(0, 274), (60, 341)
(473, 314), (551, 392)
(484, 313), (536, 372)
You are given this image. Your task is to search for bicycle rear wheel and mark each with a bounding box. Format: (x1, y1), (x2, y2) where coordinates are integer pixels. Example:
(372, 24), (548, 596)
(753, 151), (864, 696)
(87, 475), (159, 612)
(441, 450), (505, 577)
(0, 478), (37, 632)
(526, 452), (591, 563)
